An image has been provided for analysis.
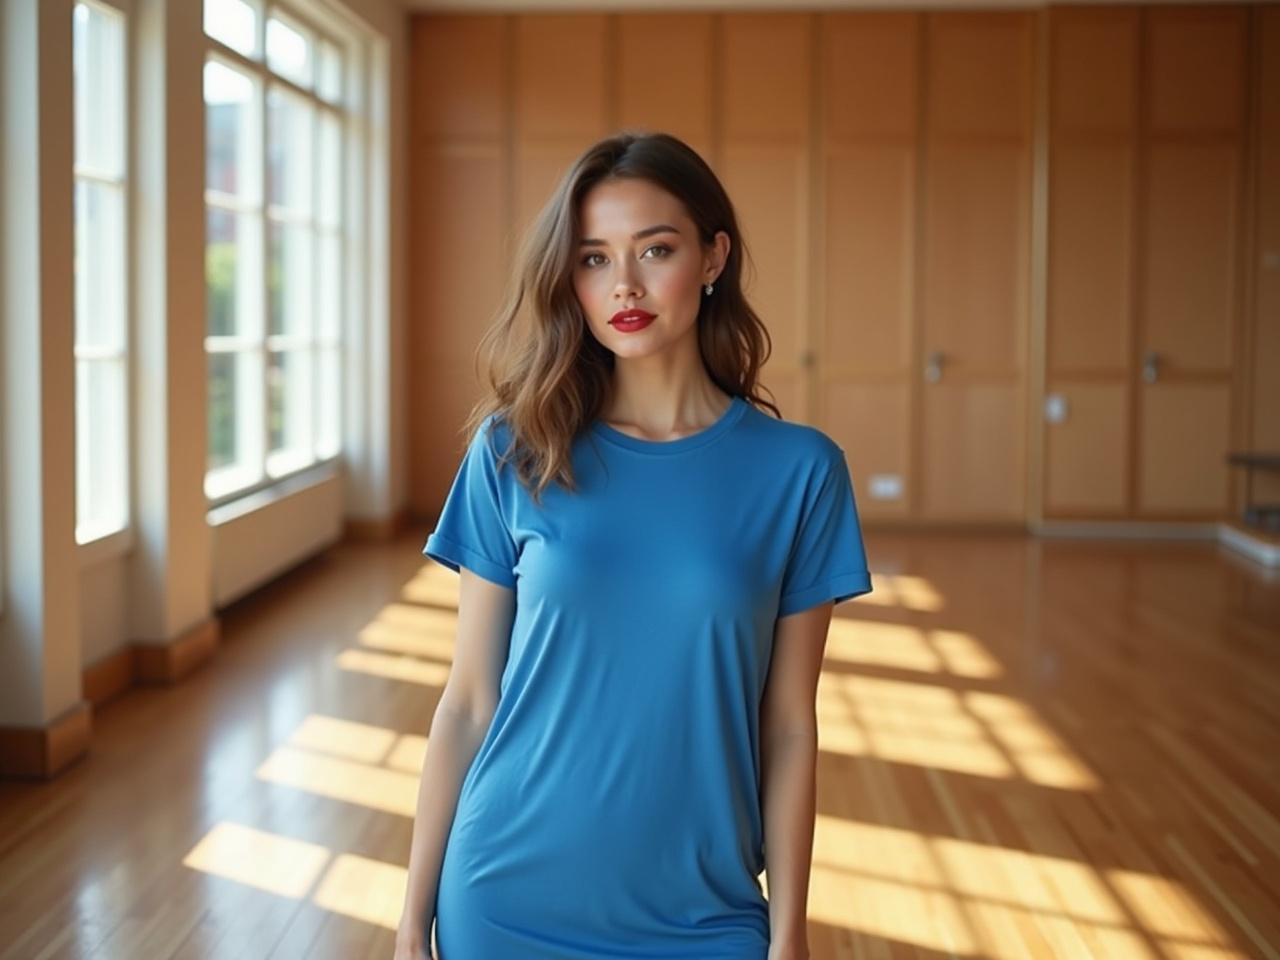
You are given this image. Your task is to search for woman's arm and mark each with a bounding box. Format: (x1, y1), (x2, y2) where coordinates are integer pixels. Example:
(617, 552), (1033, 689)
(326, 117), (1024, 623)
(759, 599), (835, 960)
(395, 569), (516, 956)
(396, 707), (493, 956)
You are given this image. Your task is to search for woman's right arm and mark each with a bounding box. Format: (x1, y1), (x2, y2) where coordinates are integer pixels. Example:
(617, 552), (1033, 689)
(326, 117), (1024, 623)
(394, 568), (517, 959)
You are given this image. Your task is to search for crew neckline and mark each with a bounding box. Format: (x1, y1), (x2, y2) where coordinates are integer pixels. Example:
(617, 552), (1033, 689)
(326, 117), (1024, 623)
(591, 395), (747, 455)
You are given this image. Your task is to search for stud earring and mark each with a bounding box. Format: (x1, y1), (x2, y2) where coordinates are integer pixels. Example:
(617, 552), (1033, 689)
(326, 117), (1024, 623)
(704, 282), (714, 296)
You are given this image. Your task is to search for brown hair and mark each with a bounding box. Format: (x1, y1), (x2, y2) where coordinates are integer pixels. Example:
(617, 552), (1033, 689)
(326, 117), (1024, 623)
(457, 130), (781, 504)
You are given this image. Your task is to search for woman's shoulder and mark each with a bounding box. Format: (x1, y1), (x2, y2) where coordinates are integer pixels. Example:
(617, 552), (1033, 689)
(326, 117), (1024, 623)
(740, 401), (844, 467)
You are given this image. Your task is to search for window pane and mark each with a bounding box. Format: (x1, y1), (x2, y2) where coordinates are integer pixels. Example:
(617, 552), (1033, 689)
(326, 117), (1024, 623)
(208, 350), (264, 474)
(205, 60), (261, 203)
(76, 358), (128, 542)
(204, 0), (258, 58)
(267, 349), (313, 464)
(75, 180), (126, 350)
(317, 345), (341, 459)
(73, 2), (125, 177)
(206, 208), (263, 338)
(317, 40), (342, 103)
(268, 221), (312, 338)
(268, 86), (314, 213)
(266, 15), (312, 88)
(317, 111), (341, 228)
(316, 230), (340, 341)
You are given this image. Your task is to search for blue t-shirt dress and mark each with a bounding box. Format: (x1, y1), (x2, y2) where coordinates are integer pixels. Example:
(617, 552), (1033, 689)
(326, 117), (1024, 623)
(422, 394), (872, 959)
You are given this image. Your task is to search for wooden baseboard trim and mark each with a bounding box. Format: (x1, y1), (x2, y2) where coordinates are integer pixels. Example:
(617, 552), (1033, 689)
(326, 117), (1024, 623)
(0, 700), (92, 779)
(134, 617), (221, 684)
(345, 505), (412, 542)
(1, 617), (224, 781)
(82, 645), (136, 707)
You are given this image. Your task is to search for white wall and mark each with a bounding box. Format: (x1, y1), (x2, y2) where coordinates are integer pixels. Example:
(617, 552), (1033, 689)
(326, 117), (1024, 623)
(1, 0), (409, 733)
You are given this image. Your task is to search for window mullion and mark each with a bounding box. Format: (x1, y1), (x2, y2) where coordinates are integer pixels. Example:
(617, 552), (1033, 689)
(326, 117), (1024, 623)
(261, 75), (271, 481)
(311, 93), (320, 462)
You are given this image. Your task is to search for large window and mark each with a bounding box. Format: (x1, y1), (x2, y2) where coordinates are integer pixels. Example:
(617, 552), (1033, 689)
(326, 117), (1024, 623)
(73, 0), (130, 544)
(204, 0), (344, 505)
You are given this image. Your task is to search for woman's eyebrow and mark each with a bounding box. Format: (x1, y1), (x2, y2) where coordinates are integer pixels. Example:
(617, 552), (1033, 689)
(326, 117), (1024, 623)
(579, 224), (681, 246)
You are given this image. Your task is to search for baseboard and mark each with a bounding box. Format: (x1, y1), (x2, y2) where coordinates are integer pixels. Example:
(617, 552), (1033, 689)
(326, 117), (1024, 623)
(0, 617), (222, 782)
(134, 617), (221, 684)
(1218, 520), (1280, 570)
(345, 505), (412, 542)
(1030, 520), (1220, 540)
(0, 700), (92, 779)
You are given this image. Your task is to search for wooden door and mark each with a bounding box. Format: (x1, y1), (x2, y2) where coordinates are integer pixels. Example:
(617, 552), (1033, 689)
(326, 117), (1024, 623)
(615, 14), (715, 165)
(1043, 7), (1139, 518)
(717, 13), (813, 422)
(409, 16), (510, 516)
(1136, 5), (1247, 518)
(919, 12), (1035, 521)
(512, 15), (609, 240)
(817, 12), (920, 520)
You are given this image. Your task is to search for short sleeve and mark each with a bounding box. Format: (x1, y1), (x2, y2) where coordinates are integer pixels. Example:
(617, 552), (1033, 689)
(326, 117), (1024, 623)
(422, 416), (519, 589)
(777, 447), (873, 617)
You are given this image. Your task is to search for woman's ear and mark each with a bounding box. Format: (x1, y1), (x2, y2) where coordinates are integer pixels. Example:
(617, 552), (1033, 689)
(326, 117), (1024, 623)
(707, 230), (731, 284)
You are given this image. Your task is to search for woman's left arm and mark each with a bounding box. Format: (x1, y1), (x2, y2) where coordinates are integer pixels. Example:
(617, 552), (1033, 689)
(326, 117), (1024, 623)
(759, 599), (836, 960)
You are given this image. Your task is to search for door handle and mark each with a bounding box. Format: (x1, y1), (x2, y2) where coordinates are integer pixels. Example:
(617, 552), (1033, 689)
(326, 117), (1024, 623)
(924, 351), (945, 383)
(1142, 351), (1160, 384)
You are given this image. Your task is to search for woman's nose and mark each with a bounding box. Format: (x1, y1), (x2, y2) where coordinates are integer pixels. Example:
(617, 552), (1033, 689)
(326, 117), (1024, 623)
(613, 264), (643, 300)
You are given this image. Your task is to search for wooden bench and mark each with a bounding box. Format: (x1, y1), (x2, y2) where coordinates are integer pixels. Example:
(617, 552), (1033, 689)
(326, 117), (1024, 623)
(1227, 452), (1280, 532)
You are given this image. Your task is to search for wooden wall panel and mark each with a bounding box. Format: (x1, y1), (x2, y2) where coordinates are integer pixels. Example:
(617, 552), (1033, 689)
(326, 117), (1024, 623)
(922, 382), (1027, 518)
(1045, 383), (1130, 514)
(920, 12), (1033, 521)
(1048, 143), (1134, 372)
(407, 6), (1262, 530)
(616, 14), (714, 161)
(1141, 384), (1234, 513)
(1250, 6), (1280, 509)
(512, 15), (608, 238)
(1044, 7), (1138, 518)
(513, 15), (608, 141)
(1143, 144), (1241, 369)
(1136, 5), (1246, 518)
(819, 12), (919, 519)
(719, 13), (812, 422)
(411, 15), (506, 142)
(409, 16), (509, 516)
(416, 149), (506, 366)
(1148, 7), (1246, 133)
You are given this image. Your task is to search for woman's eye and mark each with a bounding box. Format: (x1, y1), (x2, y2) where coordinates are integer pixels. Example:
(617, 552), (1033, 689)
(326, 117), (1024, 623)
(580, 244), (670, 269)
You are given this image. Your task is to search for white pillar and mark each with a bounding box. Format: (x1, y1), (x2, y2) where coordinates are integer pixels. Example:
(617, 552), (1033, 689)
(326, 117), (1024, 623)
(128, 0), (215, 651)
(0, 0), (86, 772)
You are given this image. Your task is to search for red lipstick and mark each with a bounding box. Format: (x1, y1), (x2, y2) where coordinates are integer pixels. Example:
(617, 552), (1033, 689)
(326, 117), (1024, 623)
(610, 308), (655, 333)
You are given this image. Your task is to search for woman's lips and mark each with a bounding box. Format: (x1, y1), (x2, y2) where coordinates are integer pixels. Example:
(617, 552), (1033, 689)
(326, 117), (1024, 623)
(610, 309), (655, 333)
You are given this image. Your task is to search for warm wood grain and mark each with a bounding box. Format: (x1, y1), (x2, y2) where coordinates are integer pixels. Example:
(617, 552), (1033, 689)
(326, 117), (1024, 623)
(0, 529), (1276, 958)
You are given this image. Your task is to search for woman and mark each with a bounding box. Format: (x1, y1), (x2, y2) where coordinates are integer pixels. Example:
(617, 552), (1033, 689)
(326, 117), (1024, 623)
(394, 131), (872, 960)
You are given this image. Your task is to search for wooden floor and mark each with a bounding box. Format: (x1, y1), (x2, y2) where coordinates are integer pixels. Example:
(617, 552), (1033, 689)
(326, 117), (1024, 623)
(1, 528), (1278, 959)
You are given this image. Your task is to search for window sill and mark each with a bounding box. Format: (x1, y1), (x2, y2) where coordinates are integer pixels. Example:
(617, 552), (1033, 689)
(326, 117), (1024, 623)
(76, 525), (135, 569)
(207, 458), (344, 527)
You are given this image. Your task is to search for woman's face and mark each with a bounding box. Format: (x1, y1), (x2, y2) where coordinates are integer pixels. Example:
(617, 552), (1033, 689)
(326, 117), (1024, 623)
(572, 177), (726, 360)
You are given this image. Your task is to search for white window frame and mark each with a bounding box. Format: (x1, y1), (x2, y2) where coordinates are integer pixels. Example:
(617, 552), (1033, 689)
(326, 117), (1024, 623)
(73, 0), (136, 562)
(203, 0), (348, 510)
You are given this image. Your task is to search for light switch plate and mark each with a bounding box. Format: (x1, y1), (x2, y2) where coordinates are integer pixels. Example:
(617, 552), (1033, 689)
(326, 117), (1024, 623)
(1045, 393), (1069, 423)
(868, 474), (903, 500)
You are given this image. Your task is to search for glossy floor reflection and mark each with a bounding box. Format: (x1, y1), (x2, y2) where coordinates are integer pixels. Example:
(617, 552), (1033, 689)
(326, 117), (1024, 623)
(0, 530), (1276, 959)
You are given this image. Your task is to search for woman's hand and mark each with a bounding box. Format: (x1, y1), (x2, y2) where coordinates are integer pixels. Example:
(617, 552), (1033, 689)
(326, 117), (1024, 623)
(767, 942), (810, 960)
(392, 920), (433, 960)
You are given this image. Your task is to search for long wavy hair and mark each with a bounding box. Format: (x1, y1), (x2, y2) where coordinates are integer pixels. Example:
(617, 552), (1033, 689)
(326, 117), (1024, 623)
(458, 130), (781, 504)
